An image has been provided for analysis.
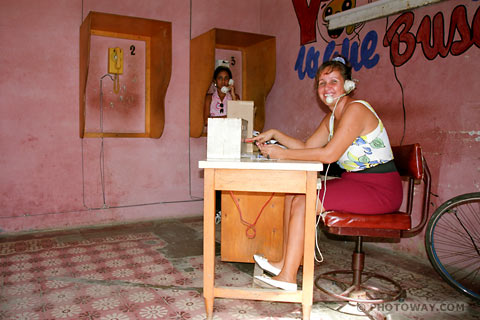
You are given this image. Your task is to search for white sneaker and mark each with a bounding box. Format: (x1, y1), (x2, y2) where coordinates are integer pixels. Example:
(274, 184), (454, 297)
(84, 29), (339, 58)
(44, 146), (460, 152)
(254, 275), (297, 291)
(215, 210), (221, 224)
(253, 254), (280, 276)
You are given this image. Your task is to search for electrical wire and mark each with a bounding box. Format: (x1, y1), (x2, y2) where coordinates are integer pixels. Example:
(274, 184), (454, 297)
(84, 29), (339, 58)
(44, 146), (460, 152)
(386, 17), (406, 146)
(81, 73), (203, 210)
(0, 198), (204, 220)
(99, 74), (112, 209)
(393, 65), (406, 146)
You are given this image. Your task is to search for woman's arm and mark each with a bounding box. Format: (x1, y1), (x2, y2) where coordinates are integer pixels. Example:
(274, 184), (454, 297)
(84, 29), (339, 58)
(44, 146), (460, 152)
(259, 102), (376, 163)
(229, 81), (239, 100)
(319, 101), (377, 161)
(255, 113), (330, 149)
(304, 114), (331, 149)
(230, 87), (239, 101)
(253, 129), (305, 149)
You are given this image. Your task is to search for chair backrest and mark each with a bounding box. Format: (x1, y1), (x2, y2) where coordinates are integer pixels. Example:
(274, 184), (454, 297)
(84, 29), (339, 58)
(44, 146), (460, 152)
(392, 144), (432, 237)
(392, 144), (423, 180)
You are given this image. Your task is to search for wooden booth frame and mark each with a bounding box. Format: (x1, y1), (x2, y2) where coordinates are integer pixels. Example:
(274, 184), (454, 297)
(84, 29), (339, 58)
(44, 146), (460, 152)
(189, 28), (276, 138)
(79, 12), (172, 138)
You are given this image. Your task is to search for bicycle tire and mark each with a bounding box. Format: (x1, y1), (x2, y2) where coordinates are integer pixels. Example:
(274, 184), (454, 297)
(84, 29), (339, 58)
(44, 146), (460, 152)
(425, 192), (480, 300)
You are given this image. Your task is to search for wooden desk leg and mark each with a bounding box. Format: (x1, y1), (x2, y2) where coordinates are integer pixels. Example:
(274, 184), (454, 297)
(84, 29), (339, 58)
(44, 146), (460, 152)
(203, 169), (216, 319)
(302, 304), (312, 320)
(301, 171), (317, 320)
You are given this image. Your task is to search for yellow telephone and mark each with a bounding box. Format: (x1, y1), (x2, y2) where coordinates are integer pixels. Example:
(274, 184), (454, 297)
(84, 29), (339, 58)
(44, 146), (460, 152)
(108, 47), (123, 93)
(108, 47), (123, 74)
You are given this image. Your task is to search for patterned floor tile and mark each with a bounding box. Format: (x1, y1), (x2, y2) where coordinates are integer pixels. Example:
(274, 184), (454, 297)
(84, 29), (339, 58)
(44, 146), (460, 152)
(1, 218), (479, 319)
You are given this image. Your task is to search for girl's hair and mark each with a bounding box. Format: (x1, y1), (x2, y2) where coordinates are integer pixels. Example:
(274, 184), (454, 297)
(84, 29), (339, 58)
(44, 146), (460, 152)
(213, 66), (233, 80)
(315, 55), (352, 88)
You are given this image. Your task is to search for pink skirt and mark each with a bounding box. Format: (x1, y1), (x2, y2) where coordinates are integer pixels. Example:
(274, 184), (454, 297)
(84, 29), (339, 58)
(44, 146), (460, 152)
(319, 171), (403, 215)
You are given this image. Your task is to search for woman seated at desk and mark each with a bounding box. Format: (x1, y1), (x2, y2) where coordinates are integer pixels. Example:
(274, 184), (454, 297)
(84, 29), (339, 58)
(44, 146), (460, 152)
(204, 65), (240, 125)
(251, 55), (403, 291)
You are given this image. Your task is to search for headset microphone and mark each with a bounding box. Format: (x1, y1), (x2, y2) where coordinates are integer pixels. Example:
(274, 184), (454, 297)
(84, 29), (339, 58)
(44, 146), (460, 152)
(326, 93), (346, 104)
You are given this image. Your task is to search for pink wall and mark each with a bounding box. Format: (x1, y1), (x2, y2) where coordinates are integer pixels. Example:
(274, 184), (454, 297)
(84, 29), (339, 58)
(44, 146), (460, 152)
(1, 0), (479, 259)
(0, 0), (265, 233)
(260, 0), (480, 257)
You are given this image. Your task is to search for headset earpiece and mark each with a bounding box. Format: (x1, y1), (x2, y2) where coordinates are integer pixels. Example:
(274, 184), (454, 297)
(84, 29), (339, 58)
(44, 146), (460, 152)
(344, 80), (356, 93)
(325, 80), (355, 104)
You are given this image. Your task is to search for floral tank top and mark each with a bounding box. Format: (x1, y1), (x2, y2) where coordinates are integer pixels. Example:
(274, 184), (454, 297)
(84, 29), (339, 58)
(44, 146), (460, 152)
(329, 100), (394, 172)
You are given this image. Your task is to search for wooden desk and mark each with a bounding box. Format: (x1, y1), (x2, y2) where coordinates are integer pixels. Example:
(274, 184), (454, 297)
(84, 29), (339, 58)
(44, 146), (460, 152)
(199, 158), (323, 320)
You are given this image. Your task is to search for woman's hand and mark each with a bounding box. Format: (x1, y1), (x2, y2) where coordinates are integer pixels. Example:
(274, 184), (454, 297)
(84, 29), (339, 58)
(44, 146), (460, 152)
(227, 79), (239, 100)
(257, 143), (284, 160)
(229, 84), (237, 100)
(252, 129), (276, 144)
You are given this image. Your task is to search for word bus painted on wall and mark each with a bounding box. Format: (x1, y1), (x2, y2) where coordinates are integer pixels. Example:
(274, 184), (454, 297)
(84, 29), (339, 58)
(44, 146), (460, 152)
(384, 5), (480, 66)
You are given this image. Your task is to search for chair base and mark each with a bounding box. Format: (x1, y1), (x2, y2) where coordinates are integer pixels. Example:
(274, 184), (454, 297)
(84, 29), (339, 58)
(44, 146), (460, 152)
(315, 270), (406, 304)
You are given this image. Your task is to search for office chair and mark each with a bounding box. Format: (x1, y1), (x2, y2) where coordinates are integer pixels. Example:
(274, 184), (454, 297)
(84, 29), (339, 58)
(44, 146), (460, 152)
(315, 143), (431, 304)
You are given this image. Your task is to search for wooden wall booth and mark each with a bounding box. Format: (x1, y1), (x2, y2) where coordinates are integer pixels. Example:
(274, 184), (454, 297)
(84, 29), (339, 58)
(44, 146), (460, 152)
(189, 28), (276, 138)
(79, 11), (172, 138)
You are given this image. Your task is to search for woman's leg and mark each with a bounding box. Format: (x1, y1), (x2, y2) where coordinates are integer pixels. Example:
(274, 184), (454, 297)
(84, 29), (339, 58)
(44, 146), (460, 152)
(272, 194), (306, 284)
(270, 194), (294, 270)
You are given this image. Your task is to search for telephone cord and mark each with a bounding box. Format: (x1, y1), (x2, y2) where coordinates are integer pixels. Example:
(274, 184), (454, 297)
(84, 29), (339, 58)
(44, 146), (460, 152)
(314, 162), (332, 264)
(314, 95), (342, 263)
(113, 74), (120, 94)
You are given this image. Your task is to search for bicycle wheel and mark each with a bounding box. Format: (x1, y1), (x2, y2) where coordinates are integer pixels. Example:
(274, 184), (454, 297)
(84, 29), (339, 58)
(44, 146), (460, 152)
(425, 192), (480, 300)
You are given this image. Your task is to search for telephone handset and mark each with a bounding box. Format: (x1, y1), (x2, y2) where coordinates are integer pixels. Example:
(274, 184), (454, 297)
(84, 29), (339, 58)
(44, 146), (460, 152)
(108, 47), (123, 94)
(108, 47), (124, 74)
(220, 79), (234, 94)
(114, 49), (121, 71)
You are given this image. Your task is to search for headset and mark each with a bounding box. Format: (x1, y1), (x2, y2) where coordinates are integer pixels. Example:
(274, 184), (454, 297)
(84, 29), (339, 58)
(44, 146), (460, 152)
(325, 79), (356, 104)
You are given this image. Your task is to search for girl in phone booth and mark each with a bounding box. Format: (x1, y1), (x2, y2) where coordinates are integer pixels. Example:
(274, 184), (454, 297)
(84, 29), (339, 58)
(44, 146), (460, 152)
(203, 66), (240, 125)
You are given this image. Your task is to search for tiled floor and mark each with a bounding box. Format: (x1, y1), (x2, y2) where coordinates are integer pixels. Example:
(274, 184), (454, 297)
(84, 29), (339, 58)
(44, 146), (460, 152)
(1, 217), (479, 320)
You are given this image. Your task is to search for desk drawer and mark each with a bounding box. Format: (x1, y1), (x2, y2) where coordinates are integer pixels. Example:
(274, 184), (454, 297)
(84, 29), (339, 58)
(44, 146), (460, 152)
(214, 169), (307, 193)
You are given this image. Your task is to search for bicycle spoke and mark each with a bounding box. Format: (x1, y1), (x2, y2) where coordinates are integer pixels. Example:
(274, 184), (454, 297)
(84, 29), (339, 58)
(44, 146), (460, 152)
(426, 193), (480, 300)
(459, 203), (480, 244)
